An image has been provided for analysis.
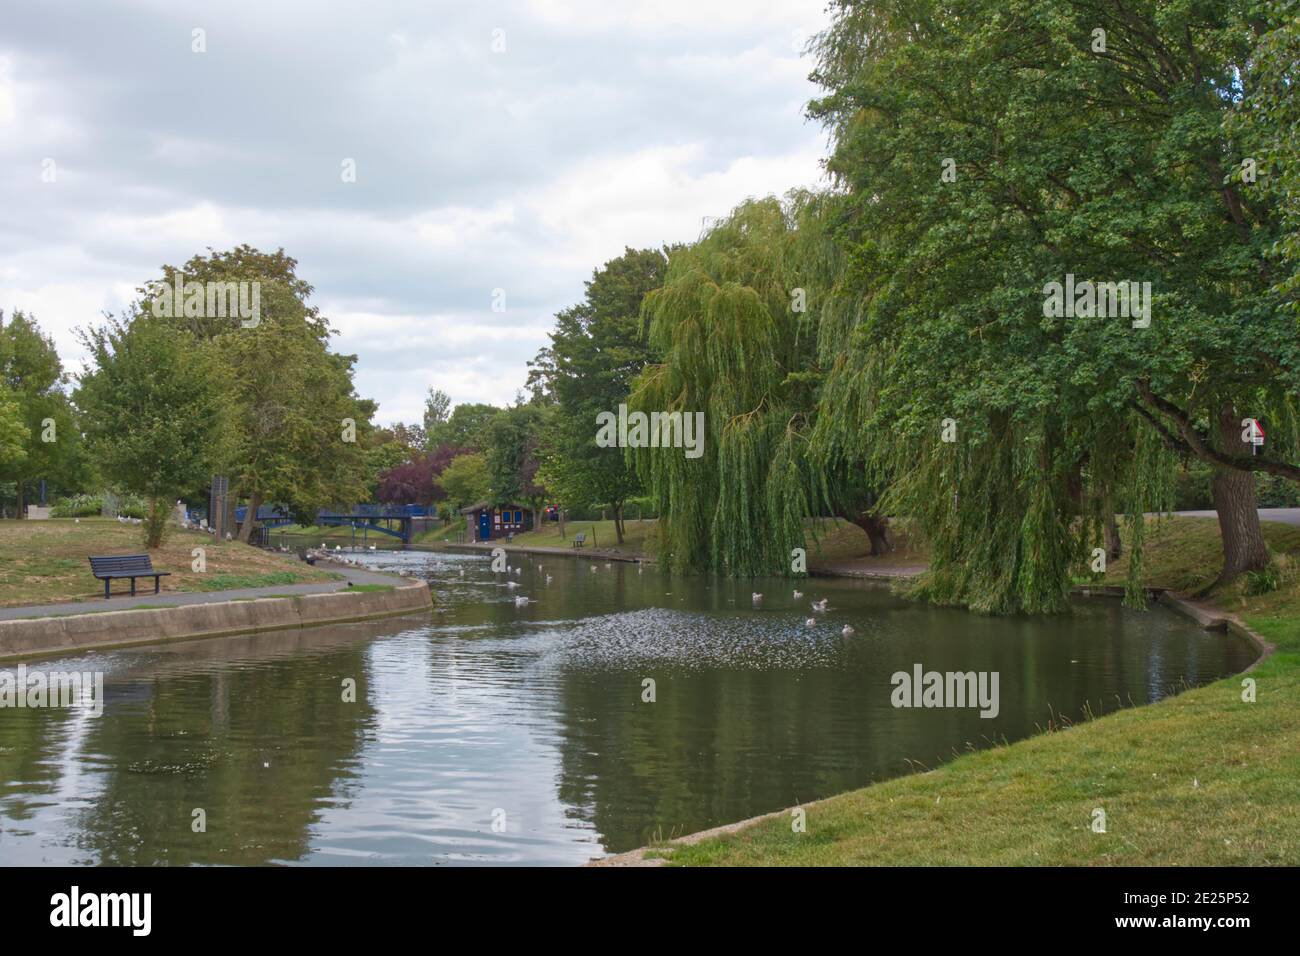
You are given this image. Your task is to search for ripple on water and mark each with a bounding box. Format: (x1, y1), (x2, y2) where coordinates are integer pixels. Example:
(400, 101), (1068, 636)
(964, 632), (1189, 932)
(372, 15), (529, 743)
(546, 607), (867, 672)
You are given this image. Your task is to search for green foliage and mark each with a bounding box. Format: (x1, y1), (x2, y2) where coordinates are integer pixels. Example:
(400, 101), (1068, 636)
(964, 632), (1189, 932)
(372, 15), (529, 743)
(423, 388), (451, 445)
(430, 403), (498, 449)
(802, 0), (1294, 610)
(485, 403), (546, 508)
(0, 310), (86, 505)
(630, 196), (878, 575)
(530, 247), (668, 534)
(0, 385), (28, 473)
(435, 452), (491, 509)
(74, 316), (222, 548)
(143, 246), (376, 531)
(1245, 563), (1282, 596)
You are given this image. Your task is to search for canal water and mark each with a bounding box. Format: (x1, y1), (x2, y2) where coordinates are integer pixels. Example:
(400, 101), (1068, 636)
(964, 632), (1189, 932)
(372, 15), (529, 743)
(0, 550), (1254, 865)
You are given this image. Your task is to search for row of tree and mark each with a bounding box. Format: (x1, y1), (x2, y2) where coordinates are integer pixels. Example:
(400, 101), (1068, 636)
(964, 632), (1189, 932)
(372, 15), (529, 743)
(1, 247), (381, 547)
(622, 0), (1300, 613)
(370, 248), (669, 544)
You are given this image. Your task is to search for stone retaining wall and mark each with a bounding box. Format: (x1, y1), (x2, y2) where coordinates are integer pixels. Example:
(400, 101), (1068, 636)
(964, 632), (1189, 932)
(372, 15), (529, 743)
(0, 581), (433, 661)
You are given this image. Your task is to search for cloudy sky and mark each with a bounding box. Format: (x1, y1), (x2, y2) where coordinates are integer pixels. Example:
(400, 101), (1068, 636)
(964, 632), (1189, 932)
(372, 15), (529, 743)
(0, 0), (832, 425)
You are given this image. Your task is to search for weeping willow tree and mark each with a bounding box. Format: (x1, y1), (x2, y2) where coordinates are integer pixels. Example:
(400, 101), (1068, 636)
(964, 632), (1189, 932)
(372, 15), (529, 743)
(799, 0), (1300, 612)
(629, 194), (883, 576)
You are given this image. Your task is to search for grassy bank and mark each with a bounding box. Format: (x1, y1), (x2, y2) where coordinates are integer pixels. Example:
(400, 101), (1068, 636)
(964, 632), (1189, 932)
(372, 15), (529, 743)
(269, 518), (464, 548)
(502, 515), (919, 567)
(0, 518), (340, 608)
(660, 515), (1300, 866)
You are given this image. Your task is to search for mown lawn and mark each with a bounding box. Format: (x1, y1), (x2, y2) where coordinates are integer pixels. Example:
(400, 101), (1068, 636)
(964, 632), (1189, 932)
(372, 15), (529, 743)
(0, 518), (340, 608)
(504, 515), (921, 566)
(268, 518), (464, 548)
(507, 517), (660, 557)
(661, 515), (1300, 866)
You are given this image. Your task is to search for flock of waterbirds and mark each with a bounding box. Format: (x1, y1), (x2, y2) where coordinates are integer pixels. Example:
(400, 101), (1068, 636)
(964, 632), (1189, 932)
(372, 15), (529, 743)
(296, 544), (858, 634)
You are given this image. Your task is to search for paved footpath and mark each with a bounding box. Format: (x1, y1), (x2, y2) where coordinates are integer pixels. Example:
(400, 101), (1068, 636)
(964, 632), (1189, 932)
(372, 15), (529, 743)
(1171, 507), (1300, 526)
(0, 562), (405, 622)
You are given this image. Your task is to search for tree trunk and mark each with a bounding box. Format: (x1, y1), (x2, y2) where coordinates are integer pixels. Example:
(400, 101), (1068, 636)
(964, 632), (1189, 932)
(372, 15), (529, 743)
(15, 479), (24, 519)
(143, 496), (168, 549)
(1104, 511), (1122, 560)
(613, 502), (625, 544)
(851, 511), (892, 556)
(1208, 408), (1269, 588)
(237, 490), (262, 543)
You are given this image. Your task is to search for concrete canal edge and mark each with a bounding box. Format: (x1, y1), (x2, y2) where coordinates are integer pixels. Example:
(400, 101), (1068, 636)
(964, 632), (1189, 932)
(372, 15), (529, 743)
(592, 584), (1276, 867)
(0, 580), (433, 662)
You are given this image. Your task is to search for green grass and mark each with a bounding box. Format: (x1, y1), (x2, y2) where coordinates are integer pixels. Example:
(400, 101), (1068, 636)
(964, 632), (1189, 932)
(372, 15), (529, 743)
(184, 571), (312, 591)
(507, 518), (659, 556)
(503, 515), (921, 567)
(0, 518), (340, 608)
(661, 514), (1300, 866)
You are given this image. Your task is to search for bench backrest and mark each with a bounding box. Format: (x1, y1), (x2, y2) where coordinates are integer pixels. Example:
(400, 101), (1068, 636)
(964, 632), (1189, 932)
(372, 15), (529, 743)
(574, 533), (586, 542)
(89, 554), (156, 576)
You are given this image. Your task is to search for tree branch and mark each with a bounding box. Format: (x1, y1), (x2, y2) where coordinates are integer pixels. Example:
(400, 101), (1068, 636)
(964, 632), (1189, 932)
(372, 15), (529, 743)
(1134, 381), (1300, 481)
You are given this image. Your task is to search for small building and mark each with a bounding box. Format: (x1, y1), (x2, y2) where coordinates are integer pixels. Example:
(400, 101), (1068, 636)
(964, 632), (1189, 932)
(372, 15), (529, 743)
(460, 501), (533, 542)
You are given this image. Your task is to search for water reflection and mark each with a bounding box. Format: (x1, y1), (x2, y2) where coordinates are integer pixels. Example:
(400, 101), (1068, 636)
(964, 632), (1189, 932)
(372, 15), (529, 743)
(0, 550), (1254, 864)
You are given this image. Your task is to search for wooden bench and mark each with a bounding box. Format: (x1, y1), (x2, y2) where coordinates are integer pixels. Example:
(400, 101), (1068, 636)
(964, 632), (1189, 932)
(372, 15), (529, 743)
(88, 554), (171, 599)
(571, 532), (586, 549)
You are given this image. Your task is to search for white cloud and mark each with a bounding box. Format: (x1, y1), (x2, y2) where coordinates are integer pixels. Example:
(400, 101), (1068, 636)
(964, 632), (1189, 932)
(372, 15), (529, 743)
(0, 0), (833, 424)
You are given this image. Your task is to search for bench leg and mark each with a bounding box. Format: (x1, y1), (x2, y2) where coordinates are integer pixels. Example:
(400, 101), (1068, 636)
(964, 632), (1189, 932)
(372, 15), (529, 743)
(130, 577), (136, 597)
(154, 576), (161, 595)
(105, 578), (110, 599)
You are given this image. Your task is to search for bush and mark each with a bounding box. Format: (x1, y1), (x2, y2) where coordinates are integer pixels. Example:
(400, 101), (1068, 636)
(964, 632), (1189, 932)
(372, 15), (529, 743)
(50, 491), (147, 519)
(51, 493), (104, 517)
(1255, 473), (1300, 508)
(1245, 564), (1282, 595)
(1172, 462), (1213, 510)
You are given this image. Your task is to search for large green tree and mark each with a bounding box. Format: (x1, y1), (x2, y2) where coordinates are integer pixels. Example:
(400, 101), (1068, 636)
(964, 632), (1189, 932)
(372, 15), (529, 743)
(0, 310), (84, 514)
(143, 246), (375, 538)
(0, 386), (29, 482)
(75, 316), (222, 548)
(806, 0), (1299, 608)
(435, 452), (491, 510)
(628, 196), (888, 575)
(485, 403), (548, 528)
(431, 402), (499, 449)
(530, 247), (668, 543)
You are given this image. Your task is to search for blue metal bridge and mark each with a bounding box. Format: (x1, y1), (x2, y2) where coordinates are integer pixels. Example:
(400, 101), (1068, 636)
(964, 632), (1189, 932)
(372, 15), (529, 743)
(235, 504), (430, 544)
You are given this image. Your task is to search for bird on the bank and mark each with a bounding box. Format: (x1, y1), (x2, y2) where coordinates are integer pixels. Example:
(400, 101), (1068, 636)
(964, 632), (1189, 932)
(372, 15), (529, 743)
(812, 599), (829, 612)
(793, 590), (803, 600)
(805, 618), (816, 627)
(842, 625), (855, 637)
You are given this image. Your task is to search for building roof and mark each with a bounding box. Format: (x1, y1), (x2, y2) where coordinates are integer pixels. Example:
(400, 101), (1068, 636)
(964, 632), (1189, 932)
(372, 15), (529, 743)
(458, 500), (493, 514)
